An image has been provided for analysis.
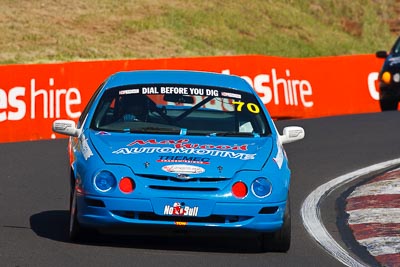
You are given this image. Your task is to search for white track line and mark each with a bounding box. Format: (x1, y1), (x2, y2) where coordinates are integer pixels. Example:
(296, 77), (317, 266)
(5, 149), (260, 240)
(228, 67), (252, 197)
(301, 158), (400, 267)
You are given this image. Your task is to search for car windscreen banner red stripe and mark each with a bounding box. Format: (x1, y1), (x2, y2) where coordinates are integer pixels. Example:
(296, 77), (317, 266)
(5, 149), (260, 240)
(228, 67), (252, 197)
(0, 54), (384, 143)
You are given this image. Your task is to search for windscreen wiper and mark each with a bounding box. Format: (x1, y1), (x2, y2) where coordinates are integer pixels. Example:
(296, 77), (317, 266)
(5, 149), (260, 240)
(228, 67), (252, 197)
(209, 132), (260, 137)
(130, 127), (185, 135)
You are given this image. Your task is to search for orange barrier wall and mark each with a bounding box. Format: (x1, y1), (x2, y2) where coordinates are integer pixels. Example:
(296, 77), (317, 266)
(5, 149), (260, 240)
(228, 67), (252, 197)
(0, 54), (384, 143)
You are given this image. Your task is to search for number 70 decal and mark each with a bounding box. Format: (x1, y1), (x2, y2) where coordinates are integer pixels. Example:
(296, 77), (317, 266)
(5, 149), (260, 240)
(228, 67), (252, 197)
(232, 101), (260, 114)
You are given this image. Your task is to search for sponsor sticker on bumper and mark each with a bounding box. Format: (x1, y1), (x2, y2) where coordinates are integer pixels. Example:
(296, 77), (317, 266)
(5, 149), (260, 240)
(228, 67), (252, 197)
(164, 202), (199, 217)
(151, 198), (214, 217)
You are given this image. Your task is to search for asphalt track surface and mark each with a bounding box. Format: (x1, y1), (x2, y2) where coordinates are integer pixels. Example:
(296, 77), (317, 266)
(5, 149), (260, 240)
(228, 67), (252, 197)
(1, 111), (400, 267)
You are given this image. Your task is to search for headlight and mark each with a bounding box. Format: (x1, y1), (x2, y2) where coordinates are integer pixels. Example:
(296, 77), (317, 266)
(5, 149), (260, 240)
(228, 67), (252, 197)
(251, 177), (272, 198)
(93, 170), (116, 192)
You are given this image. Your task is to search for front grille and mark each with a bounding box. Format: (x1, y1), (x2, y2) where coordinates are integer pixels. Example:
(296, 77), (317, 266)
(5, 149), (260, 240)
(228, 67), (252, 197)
(136, 173), (230, 191)
(138, 173), (230, 183)
(139, 213), (227, 223)
(111, 210), (252, 224)
(148, 185), (219, 191)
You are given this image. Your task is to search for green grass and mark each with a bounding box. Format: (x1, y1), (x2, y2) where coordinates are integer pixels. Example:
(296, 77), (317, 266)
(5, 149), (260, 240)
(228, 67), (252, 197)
(0, 0), (397, 64)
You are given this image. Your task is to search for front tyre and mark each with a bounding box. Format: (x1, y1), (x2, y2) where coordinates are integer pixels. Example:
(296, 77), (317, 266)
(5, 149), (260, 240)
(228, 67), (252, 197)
(69, 186), (82, 242)
(380, 98), (398, 111)
(260, 198), (291, 252)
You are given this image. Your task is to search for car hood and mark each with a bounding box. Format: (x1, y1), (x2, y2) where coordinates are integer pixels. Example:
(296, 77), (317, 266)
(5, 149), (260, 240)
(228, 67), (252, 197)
(89, 131), (274, 178)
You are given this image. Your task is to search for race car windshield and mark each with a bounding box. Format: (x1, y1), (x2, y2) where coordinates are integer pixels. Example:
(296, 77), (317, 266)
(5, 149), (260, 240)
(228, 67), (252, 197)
(90, 84), (271, 137)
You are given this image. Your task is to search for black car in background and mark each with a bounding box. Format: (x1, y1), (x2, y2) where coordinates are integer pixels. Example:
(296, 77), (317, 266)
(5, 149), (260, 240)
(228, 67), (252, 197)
(376, 36), (400, 111)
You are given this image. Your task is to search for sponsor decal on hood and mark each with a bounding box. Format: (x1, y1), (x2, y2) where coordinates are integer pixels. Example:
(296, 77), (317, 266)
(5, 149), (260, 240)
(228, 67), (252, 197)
(117, 138), (254, 160)
(80, 133), (93, 160)
(90, 132), (274, 177)
(162, 164), (205, 174)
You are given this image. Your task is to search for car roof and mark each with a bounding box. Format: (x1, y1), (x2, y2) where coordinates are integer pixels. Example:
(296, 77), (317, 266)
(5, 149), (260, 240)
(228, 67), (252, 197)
(103, 70), (254, 93)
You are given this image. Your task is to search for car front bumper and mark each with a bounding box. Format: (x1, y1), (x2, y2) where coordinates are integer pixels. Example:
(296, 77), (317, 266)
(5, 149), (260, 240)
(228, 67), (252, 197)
(76, 194), (286, 234)
(379, 83), (400, 100)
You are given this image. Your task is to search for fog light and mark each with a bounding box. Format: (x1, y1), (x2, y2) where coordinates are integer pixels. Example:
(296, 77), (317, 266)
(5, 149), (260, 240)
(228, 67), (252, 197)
(251, 177), (272, 198)
(232, 181), (247, 198)
(119, 177), (135, 193)
(94, 171), (116, 192)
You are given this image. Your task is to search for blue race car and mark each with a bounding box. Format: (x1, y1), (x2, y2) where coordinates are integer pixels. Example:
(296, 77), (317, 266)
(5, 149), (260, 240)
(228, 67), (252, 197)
(52, 70), (304, 252)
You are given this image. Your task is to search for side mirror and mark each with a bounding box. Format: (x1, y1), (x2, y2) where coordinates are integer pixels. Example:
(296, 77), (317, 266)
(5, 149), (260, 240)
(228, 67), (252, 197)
(376, 50), (388, 58)
(52, 119), (80, 137)
(279, 126), (305, 144)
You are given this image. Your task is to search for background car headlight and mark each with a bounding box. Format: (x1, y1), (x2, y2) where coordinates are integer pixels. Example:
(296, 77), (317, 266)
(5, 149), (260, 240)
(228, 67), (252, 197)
(394, 73), (400, 83)
(94, 170), (116, 192)
(251, 177), (272, 198)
